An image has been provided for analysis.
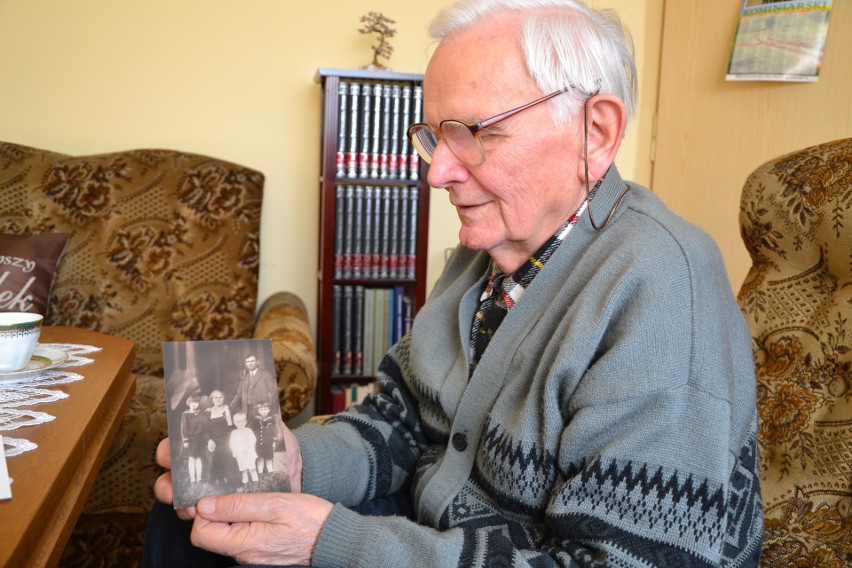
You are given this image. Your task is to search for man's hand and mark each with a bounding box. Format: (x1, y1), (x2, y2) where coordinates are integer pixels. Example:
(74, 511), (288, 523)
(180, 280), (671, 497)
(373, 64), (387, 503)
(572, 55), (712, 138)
(191, 492), (334, 566)
(277, 417), (303, 492)
(154, 437), (198, 520)
(153, 420), (304, 521)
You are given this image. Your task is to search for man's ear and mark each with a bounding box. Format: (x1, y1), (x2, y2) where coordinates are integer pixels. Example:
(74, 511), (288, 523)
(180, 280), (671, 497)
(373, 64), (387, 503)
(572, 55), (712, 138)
(576, 94), (628, 182)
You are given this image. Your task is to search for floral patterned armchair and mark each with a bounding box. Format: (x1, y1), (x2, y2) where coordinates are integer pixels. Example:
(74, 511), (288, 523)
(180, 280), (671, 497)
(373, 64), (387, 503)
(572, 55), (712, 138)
(0, 141), (317, 566)
(737, 137), (851, 566)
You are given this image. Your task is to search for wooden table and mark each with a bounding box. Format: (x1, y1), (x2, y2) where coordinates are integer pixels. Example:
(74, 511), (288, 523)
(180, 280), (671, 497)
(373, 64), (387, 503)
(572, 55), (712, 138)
(0, 326), (135, 568)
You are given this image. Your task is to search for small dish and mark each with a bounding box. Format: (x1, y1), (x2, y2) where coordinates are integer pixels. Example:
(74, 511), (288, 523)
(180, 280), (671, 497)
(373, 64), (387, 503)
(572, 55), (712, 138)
(0, 346), (69, 383)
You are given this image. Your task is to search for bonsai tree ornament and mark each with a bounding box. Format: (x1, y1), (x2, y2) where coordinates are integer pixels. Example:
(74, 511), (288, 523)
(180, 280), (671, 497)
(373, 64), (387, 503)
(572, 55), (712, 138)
(359, 11), (396, 70)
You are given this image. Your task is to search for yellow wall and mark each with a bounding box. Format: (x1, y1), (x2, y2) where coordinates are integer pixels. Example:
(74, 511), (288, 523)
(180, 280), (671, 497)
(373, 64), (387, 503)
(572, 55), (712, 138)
(0, 0), (657, 335)
(652, 0), (852, 293)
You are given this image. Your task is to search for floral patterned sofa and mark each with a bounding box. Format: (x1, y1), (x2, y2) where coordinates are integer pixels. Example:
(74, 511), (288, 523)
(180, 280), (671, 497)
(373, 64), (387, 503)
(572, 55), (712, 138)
(0, 141), (317, 566)
(737, 137), (851, 566)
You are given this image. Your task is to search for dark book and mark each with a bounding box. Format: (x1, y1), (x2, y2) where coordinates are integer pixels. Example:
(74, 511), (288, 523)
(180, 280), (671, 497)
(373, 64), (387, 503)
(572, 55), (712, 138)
(342, 285), (353, 375)
(369, 83), (383, 179)
(358, 82), (371, 179)
(333, 185), (345, 279)
(379, 186), (392, 279)
(379, 84), (392, 179)
(385, 287), (395, 350)
(330, 384), (346, 414)
(370, 186), (382, 279)
(407, 188), (419, 279)
(163, 338), (290, 507)
(389, 186), (400, 278)
(362, 287), (375, 376)
(342, 185), (355, 278)
(398, 187), (410, 280)
(336, 82), (349, 179)
(353, 285), (364, 376)
(388, 85), (402, 179)
(408, 86), (423, 181)
(399, 85), (412, 181)
(362, 186), (374, 275)
(394, 285), (405, 344)
(346, 83), (360, 179)
(332, 285), (343, 375)
(352, 186), (364, 278)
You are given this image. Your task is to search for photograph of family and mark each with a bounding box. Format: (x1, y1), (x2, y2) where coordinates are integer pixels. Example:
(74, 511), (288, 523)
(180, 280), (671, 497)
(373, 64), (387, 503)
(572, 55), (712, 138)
(163, 338), (290, 508)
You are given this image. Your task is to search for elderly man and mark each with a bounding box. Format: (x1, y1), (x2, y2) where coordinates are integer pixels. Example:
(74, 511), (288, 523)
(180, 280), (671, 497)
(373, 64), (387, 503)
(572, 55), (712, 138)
(144, 1), (763, 566)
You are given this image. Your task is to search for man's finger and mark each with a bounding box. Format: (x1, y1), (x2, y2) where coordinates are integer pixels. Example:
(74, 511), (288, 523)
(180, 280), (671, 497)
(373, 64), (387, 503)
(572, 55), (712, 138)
(156, 437), (172, 469)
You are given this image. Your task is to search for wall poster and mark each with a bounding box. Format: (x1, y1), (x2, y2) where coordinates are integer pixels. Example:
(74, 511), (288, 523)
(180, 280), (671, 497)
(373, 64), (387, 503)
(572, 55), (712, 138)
(726, 0), (832, 82)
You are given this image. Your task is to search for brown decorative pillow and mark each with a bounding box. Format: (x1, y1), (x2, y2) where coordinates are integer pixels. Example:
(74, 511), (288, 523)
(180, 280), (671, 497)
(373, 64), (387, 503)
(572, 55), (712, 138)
(0, 233), (69, 316)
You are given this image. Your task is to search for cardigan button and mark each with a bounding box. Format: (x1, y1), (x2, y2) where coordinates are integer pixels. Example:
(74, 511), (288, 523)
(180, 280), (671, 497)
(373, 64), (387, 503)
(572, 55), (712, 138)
(452, 432), (468, 452)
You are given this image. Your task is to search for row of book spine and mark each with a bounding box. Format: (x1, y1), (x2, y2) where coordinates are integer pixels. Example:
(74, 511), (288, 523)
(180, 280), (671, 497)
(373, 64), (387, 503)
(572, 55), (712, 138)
(336, 81), (422, 181)
(334, 184), (418, 280)
(332, 285), (412, 377)
(329, 381), (377, 414)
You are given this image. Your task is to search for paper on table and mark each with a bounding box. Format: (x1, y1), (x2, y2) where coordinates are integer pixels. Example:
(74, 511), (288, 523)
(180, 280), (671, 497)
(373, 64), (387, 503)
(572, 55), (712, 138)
(0, 435), (11, 499)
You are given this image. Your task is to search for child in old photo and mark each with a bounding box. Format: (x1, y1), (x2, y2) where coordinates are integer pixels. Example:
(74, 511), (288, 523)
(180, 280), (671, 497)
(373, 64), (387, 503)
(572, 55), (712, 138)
(228, 411), (258, 485)
(252, 400), (277, 476)
(179, 393), (206, 484)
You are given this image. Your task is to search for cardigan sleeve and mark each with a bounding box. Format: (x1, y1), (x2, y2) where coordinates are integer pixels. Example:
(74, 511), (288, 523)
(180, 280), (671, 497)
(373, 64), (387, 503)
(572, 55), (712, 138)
(297, 333), (432, 506)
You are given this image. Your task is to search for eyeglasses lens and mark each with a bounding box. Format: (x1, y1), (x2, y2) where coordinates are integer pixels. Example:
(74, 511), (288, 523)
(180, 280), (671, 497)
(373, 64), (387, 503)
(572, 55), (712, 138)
(410, 126), (437, 164)
(440, 121), (484, 166)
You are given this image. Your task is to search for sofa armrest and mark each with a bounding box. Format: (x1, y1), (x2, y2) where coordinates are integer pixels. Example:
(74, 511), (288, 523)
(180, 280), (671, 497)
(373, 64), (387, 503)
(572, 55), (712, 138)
(253, 291), (317, 421)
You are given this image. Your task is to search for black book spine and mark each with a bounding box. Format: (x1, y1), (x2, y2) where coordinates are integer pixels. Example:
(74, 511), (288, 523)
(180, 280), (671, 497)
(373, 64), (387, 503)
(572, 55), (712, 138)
(380, 85), (392, 179)
(352, 186), (364, 278)
(370, 84), (383, 179)
(407, 187), (419, 279)
(343, 185), (354, 278)
(332, 284), (343, 375)
(399, 85), (411, 180)
(334, 185), (345, 279)
(347, 83), (360, 179)
(342, 285), (353, 375)
(409, 86), (422, 181)
(389, 187), (401, 278)
(380, 186), (391, 279)
(388, 85), (401, 179)
(359, 82), (371, 179)
(336, 82), (349, 178)
(371, 187), (382, 279)
(362, 186), (374, 277)
(398, 187), (409, 280)
(353, 285), (364, 376)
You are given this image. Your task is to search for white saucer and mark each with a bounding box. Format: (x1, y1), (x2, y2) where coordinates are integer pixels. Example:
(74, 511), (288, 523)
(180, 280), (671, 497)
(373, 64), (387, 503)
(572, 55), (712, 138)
(0, 347), (69, 382)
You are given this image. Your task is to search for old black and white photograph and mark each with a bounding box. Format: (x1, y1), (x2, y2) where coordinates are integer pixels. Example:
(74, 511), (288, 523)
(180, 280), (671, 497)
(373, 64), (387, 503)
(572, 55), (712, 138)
(163, 338), (290, 508)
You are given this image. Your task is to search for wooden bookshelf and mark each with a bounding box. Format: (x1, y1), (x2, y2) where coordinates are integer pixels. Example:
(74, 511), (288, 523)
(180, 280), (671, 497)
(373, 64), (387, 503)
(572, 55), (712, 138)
(314, 68), (430, 414)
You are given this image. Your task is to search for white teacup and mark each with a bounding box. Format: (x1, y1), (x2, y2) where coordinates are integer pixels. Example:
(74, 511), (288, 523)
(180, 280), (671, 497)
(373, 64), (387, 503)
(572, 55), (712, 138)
(0, 312), (44, 372)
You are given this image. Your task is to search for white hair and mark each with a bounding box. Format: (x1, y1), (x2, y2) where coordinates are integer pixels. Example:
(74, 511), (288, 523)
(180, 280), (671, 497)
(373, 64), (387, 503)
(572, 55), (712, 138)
(429, 0), (637, 125)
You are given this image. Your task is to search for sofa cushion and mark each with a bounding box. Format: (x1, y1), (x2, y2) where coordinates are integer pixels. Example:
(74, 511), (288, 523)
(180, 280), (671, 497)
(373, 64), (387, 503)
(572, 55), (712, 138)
(0, 142), (265, 375)
(0, 232), (68, 315)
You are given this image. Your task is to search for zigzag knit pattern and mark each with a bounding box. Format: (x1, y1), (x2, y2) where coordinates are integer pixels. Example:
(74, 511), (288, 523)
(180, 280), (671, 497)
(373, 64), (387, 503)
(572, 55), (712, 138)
(329, 324), (763, 567)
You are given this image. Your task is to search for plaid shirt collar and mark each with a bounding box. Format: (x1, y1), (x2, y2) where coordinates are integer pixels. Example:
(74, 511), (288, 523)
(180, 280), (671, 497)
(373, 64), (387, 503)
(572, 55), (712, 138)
(483, 179), (602, 310)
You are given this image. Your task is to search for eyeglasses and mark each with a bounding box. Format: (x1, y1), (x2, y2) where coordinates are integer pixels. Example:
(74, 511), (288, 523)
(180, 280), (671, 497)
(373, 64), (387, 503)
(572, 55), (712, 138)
(407, 86), (575, 167)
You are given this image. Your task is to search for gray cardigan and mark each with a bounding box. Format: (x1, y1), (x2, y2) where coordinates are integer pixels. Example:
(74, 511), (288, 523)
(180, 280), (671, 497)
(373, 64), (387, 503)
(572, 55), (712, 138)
(297, 167), (763, 567)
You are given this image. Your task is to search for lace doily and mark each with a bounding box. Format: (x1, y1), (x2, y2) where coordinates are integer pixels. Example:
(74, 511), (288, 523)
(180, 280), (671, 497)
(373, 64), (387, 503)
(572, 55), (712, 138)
(1, 343), (100, 457)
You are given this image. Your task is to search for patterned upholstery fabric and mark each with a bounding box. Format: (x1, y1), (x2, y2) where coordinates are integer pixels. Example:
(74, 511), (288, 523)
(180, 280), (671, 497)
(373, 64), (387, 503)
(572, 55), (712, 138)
(737, 138), (852, 566)
(0, 142), (317, 566)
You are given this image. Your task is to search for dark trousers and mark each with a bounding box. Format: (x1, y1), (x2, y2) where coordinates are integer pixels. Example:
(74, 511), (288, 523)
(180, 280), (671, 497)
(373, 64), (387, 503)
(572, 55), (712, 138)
(141, 494), (414, 568)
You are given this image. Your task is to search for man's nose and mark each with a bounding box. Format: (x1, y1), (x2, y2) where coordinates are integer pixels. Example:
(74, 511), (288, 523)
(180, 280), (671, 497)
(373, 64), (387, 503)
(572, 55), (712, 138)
(426, 142), (468, 189)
